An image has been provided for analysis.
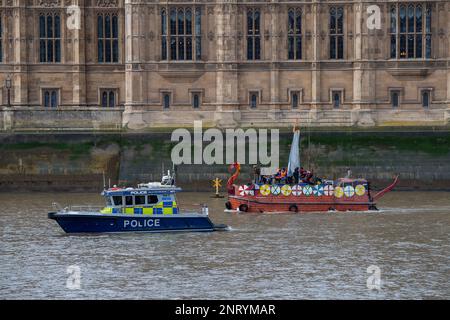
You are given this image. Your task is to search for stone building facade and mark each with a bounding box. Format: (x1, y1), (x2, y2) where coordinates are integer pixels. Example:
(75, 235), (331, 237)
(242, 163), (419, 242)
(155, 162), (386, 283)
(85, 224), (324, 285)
(0, 0), (449, 131)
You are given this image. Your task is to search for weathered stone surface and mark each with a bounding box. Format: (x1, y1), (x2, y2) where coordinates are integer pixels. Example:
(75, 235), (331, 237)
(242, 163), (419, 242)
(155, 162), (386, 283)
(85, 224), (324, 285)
(1, 131), (449, 191)
(0, 1), (449, 130)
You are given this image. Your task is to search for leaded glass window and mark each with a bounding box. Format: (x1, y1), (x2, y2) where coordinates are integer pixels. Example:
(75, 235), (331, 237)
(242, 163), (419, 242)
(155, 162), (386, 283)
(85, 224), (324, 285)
(39, 13), (61, 63)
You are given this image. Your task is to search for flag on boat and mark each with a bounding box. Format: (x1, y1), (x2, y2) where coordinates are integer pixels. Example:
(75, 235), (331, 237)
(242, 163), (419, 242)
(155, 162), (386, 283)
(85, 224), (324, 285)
(287, 129), (301, 177)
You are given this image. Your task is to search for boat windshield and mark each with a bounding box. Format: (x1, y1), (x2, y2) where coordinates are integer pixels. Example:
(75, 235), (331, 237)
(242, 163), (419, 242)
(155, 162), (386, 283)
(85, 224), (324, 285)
(112, 196), (123, 206)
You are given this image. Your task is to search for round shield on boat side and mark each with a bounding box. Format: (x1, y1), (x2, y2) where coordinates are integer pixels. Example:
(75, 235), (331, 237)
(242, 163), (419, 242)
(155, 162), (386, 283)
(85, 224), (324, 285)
(281, 185), (292, 196)
(323, 185), (334, 196)
(292, 185), (303, 196)
(271, 185), (281, 195)
(303, 185), (313, 196)
(313, 185), (324, 196)
(344, 185), (355, 197)
(260, 184), (271, 196)
(238, 185), (246, 196)
(355, 184), (366, 196)
(334, 186), (344, 198)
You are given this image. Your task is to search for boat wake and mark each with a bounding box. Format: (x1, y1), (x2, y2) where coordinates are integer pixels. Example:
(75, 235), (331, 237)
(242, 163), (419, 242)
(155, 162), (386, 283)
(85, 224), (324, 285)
(376, 206), (450, 214)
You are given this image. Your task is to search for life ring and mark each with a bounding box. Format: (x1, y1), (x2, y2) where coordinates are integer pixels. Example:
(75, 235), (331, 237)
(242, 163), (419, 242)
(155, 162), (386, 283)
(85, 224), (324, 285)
(323, 185), (334, 196)
(225, 201), (232, 210)
(292, 185), (302, 196)
(238, 185), (246, 196)
(355, 184), (366, 196)
(313, 185), (324, 196)
(344, 185), (355, 197)
(270, 185), (281, 195)
(281, 185), (292, 196)
(289, 204), (298, 212)
(239, 204), (249, 212)
(334, 186), (344, 198)
(303, 185), (313, 196)
(259, 184), (271, 196)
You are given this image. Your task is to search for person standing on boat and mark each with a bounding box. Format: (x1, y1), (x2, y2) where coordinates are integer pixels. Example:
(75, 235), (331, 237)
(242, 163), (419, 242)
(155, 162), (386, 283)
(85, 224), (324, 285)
(274, 168), (281, 183)
(253, 164), (261, 184)
(293, 167), (300, 184)
(345, 167), (352, 178)
(281, 168), (288, 183)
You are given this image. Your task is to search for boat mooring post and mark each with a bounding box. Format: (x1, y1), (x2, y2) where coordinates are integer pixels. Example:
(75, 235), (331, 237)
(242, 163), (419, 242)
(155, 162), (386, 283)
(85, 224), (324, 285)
(211, 178), (224, 198)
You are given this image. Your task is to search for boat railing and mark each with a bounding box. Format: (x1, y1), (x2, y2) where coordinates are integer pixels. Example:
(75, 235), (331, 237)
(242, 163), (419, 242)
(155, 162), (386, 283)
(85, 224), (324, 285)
(52, 203), (103, 212)
(68, 205), (104, 212)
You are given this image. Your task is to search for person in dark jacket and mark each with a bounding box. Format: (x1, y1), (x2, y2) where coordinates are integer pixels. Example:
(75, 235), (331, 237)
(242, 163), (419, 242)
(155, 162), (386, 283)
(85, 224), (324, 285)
(293, 167), (300, 184)
(253, 164), (261, 184)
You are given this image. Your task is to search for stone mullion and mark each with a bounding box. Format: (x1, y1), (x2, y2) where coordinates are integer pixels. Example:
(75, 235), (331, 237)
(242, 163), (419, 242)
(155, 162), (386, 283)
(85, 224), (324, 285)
(269, 3), (278, 107)
(310, 1), (320, 108)
(214, 1), (239, 126)
(71, 0), (86, 106)
(353, 1), (362, 109)
(12, 2), (28, 106)
(124, 0), (134, 108)
(446, 1), (450, 106)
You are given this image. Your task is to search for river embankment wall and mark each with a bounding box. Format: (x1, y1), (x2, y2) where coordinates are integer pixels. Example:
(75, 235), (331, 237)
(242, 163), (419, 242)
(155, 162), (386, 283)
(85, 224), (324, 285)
(0, 129), (449, 192)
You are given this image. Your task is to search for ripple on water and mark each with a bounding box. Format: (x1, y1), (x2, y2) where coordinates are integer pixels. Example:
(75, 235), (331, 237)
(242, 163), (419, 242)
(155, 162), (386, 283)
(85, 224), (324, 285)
(0, 191), (449, 299)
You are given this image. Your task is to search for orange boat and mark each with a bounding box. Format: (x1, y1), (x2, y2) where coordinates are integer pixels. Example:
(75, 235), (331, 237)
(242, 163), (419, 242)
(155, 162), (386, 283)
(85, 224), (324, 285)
(225, 129), (398, 213)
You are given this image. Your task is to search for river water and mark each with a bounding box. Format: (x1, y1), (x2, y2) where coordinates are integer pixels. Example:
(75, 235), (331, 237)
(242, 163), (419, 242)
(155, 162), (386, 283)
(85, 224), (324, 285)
(0, 191), (449, 299)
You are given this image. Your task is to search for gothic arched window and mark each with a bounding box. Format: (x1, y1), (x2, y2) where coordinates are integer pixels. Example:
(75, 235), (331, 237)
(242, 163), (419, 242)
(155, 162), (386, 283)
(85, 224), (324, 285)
(0, 16), (3, 62)
(100, 90), (116, 107)
(332, 91), (341, 108)
(288, 9), (302, 60)
(422, 90), (430, 108)
(39, 13), (61, 63)
(192, 93), (200, 109)
(109, 91), (115, 108)
(391, 91), (400, 108)
(44, 91), (50, 107)
(161, 7), (201, 61)
(98, 13), (119, 63)
(163, 93), (170, 109)
(247, 8), (261, 60)
(390, 3), (431, 59)
(250, 93), (258, 108)
(43, 89), (59, 108)
(329, 7), (344, 59)
(291, 92), (299, 109)
(51, 91), (57, 108)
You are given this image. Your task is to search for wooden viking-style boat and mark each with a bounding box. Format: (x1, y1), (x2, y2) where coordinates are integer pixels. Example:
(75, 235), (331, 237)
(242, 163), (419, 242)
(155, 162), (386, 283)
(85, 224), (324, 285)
(224, 129), (399, 213)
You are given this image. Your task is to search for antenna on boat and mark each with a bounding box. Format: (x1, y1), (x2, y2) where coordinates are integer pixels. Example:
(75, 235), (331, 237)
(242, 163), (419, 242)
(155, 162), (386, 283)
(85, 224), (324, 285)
(172, 162), (176, 185)
(102, 171), (106, 190)
(108, 178), (111, 189)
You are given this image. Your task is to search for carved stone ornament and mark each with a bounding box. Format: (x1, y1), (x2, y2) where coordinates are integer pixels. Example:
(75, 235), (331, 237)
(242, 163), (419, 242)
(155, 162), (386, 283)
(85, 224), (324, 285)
(38, 0), (60, 7)
(97, 0), (117, 7)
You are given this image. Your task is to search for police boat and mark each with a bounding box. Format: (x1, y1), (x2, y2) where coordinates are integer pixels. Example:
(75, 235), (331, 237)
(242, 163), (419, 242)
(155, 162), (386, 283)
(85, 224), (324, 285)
(48, 171), (229, 234)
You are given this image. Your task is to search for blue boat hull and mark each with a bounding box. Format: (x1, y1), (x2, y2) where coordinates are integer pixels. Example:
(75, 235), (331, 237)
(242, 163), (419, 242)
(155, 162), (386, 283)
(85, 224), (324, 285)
(48, 212), (224, 233)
